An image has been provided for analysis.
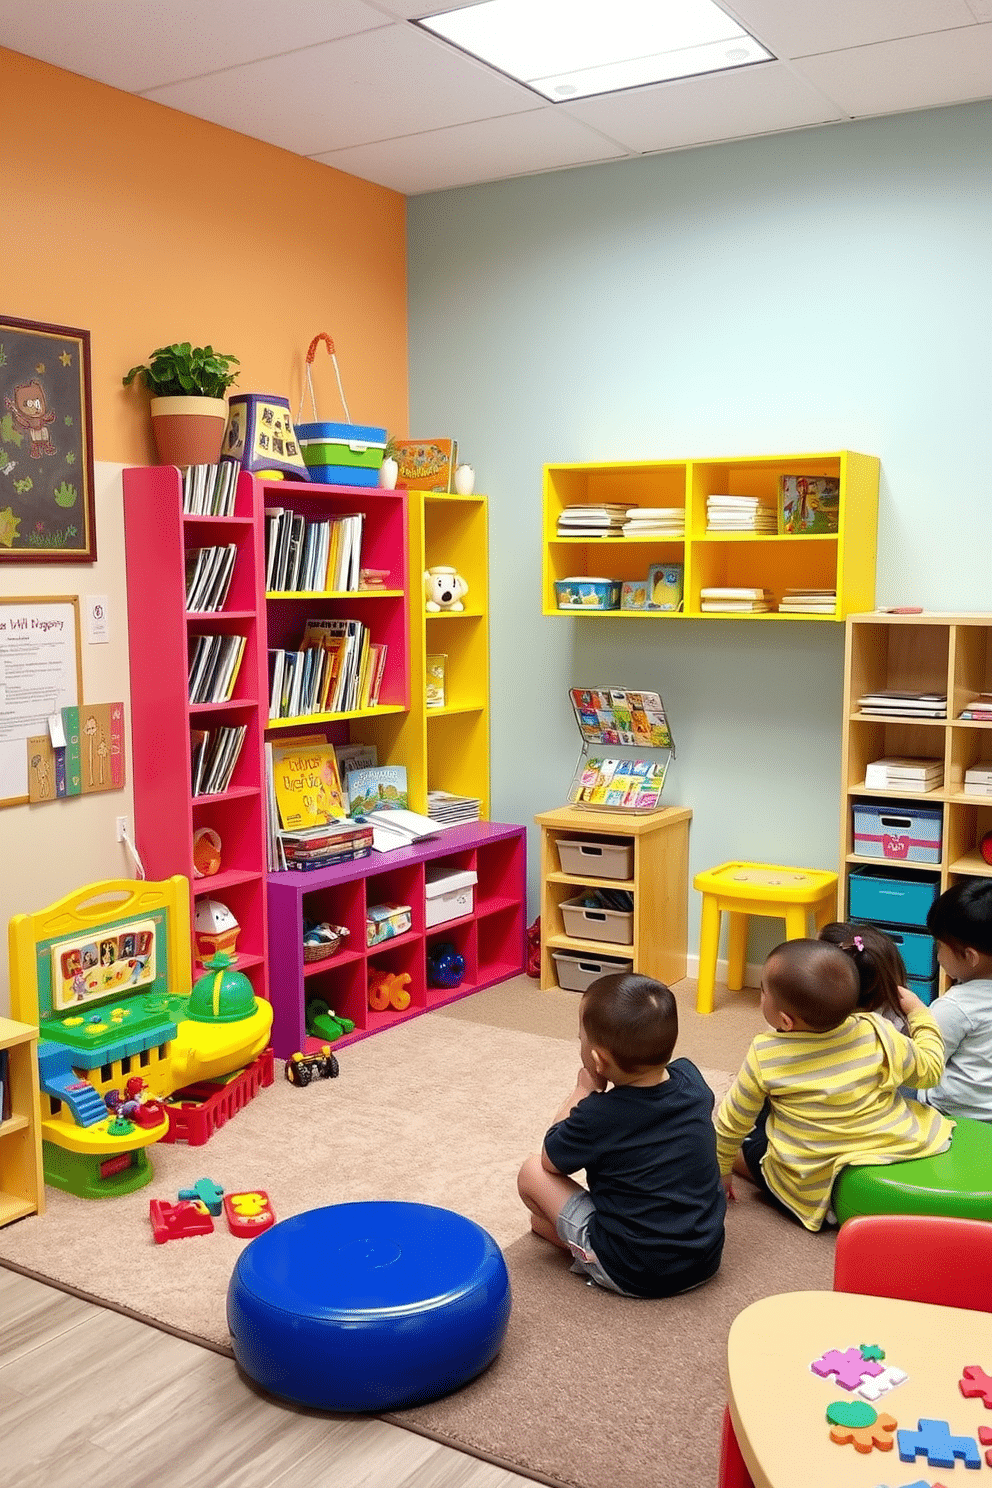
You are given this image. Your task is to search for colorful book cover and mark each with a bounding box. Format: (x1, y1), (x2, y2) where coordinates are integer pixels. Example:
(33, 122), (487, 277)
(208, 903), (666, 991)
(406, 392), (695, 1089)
(604, 758), (637, 806)
(271, 739), (347, 831)
(54, 745), (67, 797)
(623, 759), (654, 807)
(78, 703), (126, 794)
(61, 704), (81, 796)
(392, 438), (457, 493)
(26, 734), (58, 802)
(778, 475), (840, 534)
(588, 759), (619, 805)
(346, 764), (409, 816)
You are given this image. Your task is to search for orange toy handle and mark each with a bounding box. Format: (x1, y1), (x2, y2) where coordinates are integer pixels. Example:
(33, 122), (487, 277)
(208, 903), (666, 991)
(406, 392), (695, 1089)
(305, 332), (336, 364)
(299, 332), (352, 426)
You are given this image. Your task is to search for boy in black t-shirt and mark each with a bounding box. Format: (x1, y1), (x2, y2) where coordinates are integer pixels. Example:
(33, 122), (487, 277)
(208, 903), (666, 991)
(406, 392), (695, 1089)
(517, 973), (726, 1298)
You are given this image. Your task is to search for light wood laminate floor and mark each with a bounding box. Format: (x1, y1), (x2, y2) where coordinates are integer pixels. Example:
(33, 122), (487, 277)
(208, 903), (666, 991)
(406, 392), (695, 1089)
(0, 1267), (534, 1488)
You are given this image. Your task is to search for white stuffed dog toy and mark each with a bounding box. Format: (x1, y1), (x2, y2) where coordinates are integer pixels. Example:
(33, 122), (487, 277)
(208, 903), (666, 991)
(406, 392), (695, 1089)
(424, 566), (468, 612)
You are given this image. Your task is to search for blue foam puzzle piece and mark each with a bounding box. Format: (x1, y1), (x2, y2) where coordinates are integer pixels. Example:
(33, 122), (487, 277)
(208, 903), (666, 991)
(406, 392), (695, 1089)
(897, 1417), (981, 1469)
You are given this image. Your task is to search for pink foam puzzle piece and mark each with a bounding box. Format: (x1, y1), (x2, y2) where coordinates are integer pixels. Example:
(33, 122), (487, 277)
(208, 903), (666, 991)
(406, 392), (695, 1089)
(978, 1425), (992, 1466)
(811, 1346), (885, 1391)
(960, 1365), (992, 1408)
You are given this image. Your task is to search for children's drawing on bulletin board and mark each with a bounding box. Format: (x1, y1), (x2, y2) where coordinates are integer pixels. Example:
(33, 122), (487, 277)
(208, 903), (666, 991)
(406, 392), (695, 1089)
(28, 700), (125, 803)
(0, 596), (82, 806)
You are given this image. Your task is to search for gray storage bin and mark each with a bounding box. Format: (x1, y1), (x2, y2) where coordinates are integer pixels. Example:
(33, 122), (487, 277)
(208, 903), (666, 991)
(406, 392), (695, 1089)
(560, 894), (634, 945)
(556, 836), (634, 881)
(552, 950), (634, 992)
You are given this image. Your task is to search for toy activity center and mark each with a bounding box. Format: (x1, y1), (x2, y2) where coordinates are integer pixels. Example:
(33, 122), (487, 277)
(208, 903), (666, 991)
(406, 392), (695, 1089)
(2, 13), (992, 1488)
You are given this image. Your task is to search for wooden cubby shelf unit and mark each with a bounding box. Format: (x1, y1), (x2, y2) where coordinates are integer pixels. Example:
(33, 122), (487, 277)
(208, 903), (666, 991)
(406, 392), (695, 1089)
(841, 612), (992, 994)
(266, 822), (526, 1059)
(0, 1017), (45, 1227)
(543, 450), (879, 620)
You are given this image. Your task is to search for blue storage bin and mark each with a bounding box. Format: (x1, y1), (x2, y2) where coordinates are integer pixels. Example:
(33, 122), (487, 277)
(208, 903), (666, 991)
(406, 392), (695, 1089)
(852, 802), (943, 865)
(848, 867), (939, 928)
(907, 974), (938, 1005)
(852, 920), (937, 979)
(554, 578), (622, 611)
(302, 463), (380, 487)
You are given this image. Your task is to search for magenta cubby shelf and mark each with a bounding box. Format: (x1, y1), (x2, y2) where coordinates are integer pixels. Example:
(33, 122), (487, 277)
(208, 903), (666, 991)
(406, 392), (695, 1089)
(266, 820), (526, 1059)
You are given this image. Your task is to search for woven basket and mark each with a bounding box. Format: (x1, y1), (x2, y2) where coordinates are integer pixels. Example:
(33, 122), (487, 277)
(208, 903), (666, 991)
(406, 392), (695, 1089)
(302, 925), (347, 963)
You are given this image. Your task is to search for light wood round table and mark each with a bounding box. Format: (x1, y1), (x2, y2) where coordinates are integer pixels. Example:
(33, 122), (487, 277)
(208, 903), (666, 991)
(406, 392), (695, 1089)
(728, 1290), (992, 1487)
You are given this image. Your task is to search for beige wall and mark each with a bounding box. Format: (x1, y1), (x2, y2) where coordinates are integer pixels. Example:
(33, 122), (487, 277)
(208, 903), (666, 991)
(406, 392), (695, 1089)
(0, 50), (410, 1014)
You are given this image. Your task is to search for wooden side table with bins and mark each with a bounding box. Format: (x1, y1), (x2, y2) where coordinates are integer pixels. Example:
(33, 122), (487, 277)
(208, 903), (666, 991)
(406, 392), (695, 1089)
(535, 805), (692, 992)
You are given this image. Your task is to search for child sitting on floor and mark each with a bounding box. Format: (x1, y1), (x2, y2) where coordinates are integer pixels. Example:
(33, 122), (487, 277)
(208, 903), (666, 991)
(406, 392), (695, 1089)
(819, 920), (908, 1031)
(714, 938), (952, 1231)
(912, 880), (992, 1122)
(517, 972), (726, 1298)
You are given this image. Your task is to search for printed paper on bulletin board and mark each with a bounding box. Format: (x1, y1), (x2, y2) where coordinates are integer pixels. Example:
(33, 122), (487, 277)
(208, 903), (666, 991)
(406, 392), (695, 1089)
(0, 596), (82, 806)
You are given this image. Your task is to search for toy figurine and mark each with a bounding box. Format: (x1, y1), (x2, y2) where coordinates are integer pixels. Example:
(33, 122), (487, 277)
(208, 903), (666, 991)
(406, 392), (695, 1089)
(368, 968), (412, 1011)
(424, 566), (468, 612)
(427, 941), (465, 989)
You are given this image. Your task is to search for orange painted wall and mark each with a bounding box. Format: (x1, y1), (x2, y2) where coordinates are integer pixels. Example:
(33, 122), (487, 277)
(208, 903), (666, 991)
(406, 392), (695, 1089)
(0, 48), (408, 463)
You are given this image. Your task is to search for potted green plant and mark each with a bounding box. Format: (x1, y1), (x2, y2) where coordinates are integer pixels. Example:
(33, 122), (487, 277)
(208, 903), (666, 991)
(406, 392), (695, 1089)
(123, 343), (240, 466)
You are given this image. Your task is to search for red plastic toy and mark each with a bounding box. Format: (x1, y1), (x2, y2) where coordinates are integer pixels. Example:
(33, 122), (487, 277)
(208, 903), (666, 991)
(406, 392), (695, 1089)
(149, 1197), (215, 1243)
(224, 1190), (275, 1237)
(368, 968), (412, 1012)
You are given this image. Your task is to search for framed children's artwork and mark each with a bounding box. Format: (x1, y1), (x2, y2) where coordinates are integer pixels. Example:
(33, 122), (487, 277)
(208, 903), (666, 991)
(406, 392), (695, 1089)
(0, 315), (97, 562)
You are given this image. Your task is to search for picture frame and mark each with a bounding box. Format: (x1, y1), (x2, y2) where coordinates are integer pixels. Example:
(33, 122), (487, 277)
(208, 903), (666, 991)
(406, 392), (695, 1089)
(0, 315), (97, 562)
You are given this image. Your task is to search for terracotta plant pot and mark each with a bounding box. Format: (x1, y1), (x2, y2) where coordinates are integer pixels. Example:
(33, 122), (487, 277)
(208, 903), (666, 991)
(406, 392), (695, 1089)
(150, 395), (228, 467)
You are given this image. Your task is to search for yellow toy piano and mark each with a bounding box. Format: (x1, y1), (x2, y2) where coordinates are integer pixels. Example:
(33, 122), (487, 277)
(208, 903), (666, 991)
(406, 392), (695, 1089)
(8, 876), (272, 1199)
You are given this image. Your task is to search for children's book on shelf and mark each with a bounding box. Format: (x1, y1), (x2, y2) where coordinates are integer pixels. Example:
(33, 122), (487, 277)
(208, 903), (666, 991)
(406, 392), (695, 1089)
(426, 654), (447, 709)
(334, 741), (378, 812)
(392, 438), (458, 492)
(566, 687), (675, 812)
(778, 475), (840, 534)
(271, 736), (347, 831)
(346, 763), (408, 817)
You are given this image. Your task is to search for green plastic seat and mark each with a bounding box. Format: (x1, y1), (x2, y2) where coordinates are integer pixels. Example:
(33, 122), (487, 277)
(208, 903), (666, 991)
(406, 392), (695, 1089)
(834, 1115), (992, 1225)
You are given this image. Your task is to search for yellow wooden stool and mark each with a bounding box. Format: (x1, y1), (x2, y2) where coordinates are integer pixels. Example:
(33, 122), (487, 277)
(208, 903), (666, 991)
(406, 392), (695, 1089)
(693, 861), (838, 1014)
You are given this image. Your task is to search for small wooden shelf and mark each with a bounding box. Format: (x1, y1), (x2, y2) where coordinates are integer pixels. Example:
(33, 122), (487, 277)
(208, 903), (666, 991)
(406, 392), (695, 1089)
(0, 1018), (44, 1226)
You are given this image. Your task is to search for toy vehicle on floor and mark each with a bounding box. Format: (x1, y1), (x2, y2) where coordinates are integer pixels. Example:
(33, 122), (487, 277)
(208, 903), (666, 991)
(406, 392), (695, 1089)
(285, 1045), (340, 1086)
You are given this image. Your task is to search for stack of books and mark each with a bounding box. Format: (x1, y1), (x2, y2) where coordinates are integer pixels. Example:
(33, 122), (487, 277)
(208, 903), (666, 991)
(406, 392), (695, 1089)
(777, 588), (837, 614)
(557, 504), (628, 537)
(427, 790), (481, 824)
(185, 544), (238, 614)
(573, 756), (667, 810)
(857, 689), (947, 718)
(959, 693), (992, 721)
(265, 509), (364, 594)
(622, 507), (685, 538)
(705, 494), (777, 532)
(182, 460), (240, 516)
(191, 724), (248, 797)
(699, 587), (772, 613)
(188, 632), (247, 704)
(280, 819), (374, 872)
(964, 766), (992, 797)
(864, 756), (944, 792)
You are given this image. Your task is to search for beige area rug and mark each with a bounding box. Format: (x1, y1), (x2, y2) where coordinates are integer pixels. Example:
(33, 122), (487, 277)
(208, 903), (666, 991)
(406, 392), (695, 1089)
(0, 977), (837, 1488)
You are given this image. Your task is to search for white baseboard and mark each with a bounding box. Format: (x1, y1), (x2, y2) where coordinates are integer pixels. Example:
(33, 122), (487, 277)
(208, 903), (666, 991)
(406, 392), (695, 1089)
(683, 953), (762, 991)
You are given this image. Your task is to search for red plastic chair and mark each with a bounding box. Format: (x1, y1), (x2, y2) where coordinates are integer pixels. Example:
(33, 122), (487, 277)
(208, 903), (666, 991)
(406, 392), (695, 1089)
(833, 1213), (992, 1311)
(718, 1405), (755, 1487)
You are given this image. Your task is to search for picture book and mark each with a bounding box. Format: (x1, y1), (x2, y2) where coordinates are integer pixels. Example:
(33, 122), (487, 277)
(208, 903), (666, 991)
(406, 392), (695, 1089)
(569, 688), (673, 750)
(426, 654), (447, 709)
(334, 741), (378, 812)
(346, 763), (409, 817)
(271, 738), (347, 831)
(391, 438), (458, 492)
(778, 475), (840, 534)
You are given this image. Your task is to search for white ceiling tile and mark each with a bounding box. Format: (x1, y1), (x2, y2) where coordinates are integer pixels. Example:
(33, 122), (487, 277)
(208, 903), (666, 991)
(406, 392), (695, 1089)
(0, 0), (388, 92)
(795, 24), (992, 114)
(563, 61), (844, 154)
(727, 0), (979, 59)
(313, 108), (629, 193)
(141, 22), (537, 155)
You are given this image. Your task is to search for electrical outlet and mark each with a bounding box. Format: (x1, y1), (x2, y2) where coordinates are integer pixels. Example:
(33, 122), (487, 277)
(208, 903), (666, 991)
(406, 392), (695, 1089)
(116, 815), (129, 843)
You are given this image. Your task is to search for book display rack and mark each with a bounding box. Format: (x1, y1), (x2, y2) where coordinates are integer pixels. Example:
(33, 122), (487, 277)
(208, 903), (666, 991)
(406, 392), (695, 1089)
(567, 687), (675, 813)
(841, 611), (992, 998)
(544, 450), (879, 620)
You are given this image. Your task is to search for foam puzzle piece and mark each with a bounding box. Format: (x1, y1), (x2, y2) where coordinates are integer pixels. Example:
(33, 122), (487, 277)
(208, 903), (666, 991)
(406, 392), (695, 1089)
(178, 1177), (225, 1215)
(827, 1400), (897, 1453)
(149, 1197), (214, 1243)
(978, 1425), (992, 1466)
(959, 1365), (992, 1408)
(859, 1365), (910, 1401)
(811, 1346), (885, 1391)
(872, 1481), (950, 1488)
(861, 1344), (886, 1361)
(897, 1418), (981, 1470)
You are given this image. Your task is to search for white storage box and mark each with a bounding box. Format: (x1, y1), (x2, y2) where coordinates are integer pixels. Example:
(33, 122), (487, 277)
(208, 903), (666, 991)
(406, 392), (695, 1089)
(560, 894), (634, 945)
(556, 837), (633, 881)
(425, 867), (477, 928)
(552, 950), (633, 992)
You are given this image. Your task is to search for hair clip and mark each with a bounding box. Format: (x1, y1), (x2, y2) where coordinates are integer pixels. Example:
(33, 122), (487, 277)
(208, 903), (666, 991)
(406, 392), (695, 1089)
(853, 934), (864, 953)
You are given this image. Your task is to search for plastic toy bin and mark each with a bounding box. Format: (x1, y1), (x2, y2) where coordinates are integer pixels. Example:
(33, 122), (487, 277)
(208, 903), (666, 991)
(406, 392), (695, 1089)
(556, 837), (633, 881)
(852, 803), (943, 864)
(425, 868), (477, 928)
(297, 420), (386, 488)
(847, 868), (939, 928)
(560, 895), (634, 945)
(552, 950), (634, 992)
(852, 922), (937, 980)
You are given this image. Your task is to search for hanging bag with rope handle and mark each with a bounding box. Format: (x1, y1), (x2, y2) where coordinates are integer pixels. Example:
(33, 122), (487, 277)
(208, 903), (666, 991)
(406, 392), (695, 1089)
(296, 333), (387, 487)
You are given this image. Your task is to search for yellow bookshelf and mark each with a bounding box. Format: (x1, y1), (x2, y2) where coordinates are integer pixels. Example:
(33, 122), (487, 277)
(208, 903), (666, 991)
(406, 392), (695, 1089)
(0, 1017), (44, 1227)
(543, 450), (879, 620)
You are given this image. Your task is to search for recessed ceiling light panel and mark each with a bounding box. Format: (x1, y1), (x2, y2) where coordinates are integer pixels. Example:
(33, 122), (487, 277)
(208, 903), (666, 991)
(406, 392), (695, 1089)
(417, 0), (773, 101)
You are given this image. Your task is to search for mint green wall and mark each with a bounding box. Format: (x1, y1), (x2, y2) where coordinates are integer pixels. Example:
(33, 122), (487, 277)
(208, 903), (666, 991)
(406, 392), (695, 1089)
(407, 102), (992, 958)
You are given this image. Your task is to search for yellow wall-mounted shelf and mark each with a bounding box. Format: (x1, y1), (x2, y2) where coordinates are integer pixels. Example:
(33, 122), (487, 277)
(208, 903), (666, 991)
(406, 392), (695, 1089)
(543, 451), (879, 620)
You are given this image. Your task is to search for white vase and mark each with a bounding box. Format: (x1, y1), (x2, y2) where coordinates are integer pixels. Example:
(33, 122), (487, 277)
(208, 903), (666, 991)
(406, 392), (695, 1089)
(379, 456), (398, 490)
(454, 463), (475, 495)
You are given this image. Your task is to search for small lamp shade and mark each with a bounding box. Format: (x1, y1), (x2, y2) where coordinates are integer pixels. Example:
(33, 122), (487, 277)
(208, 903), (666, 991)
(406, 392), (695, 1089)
(223, 393), (310, 480)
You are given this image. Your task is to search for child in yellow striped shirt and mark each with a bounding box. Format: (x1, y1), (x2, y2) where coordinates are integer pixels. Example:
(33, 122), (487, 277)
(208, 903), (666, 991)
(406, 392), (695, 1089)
(714, 938), (953, 1231)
